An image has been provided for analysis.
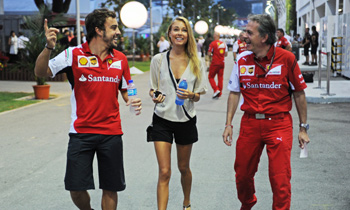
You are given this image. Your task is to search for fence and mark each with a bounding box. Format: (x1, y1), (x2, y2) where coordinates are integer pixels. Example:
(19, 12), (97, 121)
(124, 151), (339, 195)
(0, 68), (66, 82)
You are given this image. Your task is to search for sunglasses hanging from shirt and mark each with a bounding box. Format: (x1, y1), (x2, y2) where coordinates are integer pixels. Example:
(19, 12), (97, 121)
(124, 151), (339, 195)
(254, 47), (276, 78)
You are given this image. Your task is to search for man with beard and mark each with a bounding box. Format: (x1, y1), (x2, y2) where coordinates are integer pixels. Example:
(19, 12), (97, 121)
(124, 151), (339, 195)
(34, 9), (142, 210)
(223, 14), (310, 210)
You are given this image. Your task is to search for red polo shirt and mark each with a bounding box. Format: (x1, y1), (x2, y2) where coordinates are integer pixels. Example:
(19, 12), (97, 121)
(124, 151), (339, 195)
(49, 42), (131, 135)
(238, 39), (247, 54)
(228, 46), (307, 114)
(208, 40), (227, 65)
(276, 36), (290, 49)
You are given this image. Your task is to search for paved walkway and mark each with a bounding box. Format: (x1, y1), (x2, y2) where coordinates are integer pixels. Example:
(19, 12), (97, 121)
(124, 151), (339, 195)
(1, 52), (349, 209)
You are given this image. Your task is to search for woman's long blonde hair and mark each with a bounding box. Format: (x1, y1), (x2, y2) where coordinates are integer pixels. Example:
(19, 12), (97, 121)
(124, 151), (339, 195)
(167, 16), (201, 78)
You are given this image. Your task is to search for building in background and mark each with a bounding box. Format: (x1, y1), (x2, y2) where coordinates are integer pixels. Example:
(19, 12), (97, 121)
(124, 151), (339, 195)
(296, 0), (350, 78)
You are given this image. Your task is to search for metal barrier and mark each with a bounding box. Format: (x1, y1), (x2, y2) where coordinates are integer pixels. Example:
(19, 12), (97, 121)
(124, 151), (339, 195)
(320, 52), (336, 96)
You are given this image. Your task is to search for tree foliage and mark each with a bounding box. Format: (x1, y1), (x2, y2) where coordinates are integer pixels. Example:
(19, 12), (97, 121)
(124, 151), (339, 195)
(34, 0), (72, 14)
(167, 0), (237, 33)
(13, 6), (67, 85)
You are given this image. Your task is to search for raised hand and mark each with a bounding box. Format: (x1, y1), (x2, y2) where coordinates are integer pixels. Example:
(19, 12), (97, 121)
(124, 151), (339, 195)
(44, 19), (59, 49)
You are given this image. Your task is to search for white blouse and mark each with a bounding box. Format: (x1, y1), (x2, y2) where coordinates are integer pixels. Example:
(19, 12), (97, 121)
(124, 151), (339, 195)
(149, 52), (208, 122)
(9, 36), (18, 55)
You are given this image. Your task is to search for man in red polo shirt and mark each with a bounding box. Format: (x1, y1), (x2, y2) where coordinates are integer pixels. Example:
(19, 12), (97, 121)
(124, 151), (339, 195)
(275, 28), (292, 51)
(223, 14), (310, 210)
(34, 9), (142, 210)
(208, 32), (228, 99)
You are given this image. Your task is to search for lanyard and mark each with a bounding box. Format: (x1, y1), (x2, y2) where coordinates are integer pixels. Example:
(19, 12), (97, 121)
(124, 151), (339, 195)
(254, 47), (276, 78)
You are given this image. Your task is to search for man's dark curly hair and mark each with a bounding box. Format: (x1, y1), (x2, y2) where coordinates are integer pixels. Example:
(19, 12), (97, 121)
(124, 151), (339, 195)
(85, 8), (116, 42)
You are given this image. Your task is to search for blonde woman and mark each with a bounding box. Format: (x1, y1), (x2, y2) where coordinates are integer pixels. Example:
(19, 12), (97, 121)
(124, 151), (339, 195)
(149, 16), (207, 210)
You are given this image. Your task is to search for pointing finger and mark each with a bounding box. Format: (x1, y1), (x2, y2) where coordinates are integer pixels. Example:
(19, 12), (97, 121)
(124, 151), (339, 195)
(44, 19), (48, 32)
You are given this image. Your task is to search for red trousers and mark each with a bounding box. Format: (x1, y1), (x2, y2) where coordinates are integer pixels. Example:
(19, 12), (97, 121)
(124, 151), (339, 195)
(235, 113), (293, 210)
(208, 63), (224, 94)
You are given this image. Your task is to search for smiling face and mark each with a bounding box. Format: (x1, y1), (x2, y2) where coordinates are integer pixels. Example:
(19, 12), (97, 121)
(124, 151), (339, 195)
(168, 20), (188, 47)
(101, 17), (121, 49)
(243, 21), (267, 54)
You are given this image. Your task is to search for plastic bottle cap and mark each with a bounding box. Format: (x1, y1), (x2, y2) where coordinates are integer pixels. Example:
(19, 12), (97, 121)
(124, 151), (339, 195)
(129, 80), (133, 83)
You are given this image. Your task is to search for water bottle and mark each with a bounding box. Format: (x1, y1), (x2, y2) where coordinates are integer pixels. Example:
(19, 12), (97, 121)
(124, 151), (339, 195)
(127, 80), (138, 114)
(175, 78), (187, 106)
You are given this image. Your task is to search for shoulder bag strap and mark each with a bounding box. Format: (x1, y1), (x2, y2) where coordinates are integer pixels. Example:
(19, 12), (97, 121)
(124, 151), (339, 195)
(166, 51), (193, 120)
(154, 53), (164, 111)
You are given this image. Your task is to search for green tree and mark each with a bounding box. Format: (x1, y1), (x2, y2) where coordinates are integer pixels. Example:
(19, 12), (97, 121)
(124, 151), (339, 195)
(168, 0), (237, 33)
(168, 0), (214, 24)
(286, 0), (297, 35)
(34, 0), (72, 13)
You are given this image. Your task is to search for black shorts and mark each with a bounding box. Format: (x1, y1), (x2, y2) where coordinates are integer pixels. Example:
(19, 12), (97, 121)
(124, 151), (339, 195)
(311, 44), (318, 55)
(150, 114), (198, 145)
(65, 133), (126, 192)
(304, 46), (310, 56)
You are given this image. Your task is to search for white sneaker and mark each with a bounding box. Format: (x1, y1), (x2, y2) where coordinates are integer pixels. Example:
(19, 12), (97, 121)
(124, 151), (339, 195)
(212, 90), (220, 98)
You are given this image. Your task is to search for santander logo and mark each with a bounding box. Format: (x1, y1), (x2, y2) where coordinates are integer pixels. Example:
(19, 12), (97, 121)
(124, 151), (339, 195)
(78, 74), (121, 83)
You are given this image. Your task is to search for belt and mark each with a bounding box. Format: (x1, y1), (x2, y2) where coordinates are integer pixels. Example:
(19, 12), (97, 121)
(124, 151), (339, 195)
(245, 112), (288, 120)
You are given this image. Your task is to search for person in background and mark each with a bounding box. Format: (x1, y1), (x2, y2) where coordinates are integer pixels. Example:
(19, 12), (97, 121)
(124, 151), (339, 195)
(157, 35), (170, 53)
(17, 32), (29, 59)
(223, 14), (310, 210)
(8, 31), (18, 63)
(116, 36), (127, 54)
(81, 31), (87, 43)
(275, 28), (292, 51)
(69, 31), (86, 46)
(202, 33), (213, 70)
(310, 26), (319, 66)
(233, 31), (247, 62)
(208, 31), (228, 99)
(34, 9), (142, 210)
(294, 34), (302, 44)
(301, 27), (311, 65)
(68, 30), (74, 42)
(149, 16), (207, 210)
(58, 30), (70, 48)
(196, 35), (205, 58)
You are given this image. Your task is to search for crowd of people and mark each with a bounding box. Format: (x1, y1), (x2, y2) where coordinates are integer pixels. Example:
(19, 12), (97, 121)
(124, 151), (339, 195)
(28, 7), (312, 210)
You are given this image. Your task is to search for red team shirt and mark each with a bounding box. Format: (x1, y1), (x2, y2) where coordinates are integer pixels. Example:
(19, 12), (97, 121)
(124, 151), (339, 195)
(237, 39), (247, 54)
(49, 42), (131, 135)
(275, 36), (290, 49)
(208, 40), (227, 65)
(228, 46), (307, 114)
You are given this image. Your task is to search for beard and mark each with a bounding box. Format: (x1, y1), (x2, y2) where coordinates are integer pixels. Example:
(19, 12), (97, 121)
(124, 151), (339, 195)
(103, 31), (118, 50)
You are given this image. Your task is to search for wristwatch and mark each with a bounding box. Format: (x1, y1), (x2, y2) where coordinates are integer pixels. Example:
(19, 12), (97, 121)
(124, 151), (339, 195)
(300, 123), (309, 131)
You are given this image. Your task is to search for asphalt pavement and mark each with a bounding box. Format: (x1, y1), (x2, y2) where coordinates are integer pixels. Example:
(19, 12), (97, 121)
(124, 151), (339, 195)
(0, 52), (349, 210)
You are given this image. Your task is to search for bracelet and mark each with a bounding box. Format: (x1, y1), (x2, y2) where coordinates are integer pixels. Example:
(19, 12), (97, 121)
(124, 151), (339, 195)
(191, 93), (196, 99)
(225, 124), (233, 128)
(45, 43), (55, 51)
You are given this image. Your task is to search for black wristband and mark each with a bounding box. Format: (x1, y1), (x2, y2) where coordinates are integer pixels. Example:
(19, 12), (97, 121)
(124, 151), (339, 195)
(45, 44), (54, 51)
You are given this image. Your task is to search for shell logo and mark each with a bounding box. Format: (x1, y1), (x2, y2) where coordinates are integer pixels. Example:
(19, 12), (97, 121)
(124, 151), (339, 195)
(90, 57), (97, 65)
(240, 67), (246, 74)
(220, 49), (224, 54)
(79, 57), (88, 66)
